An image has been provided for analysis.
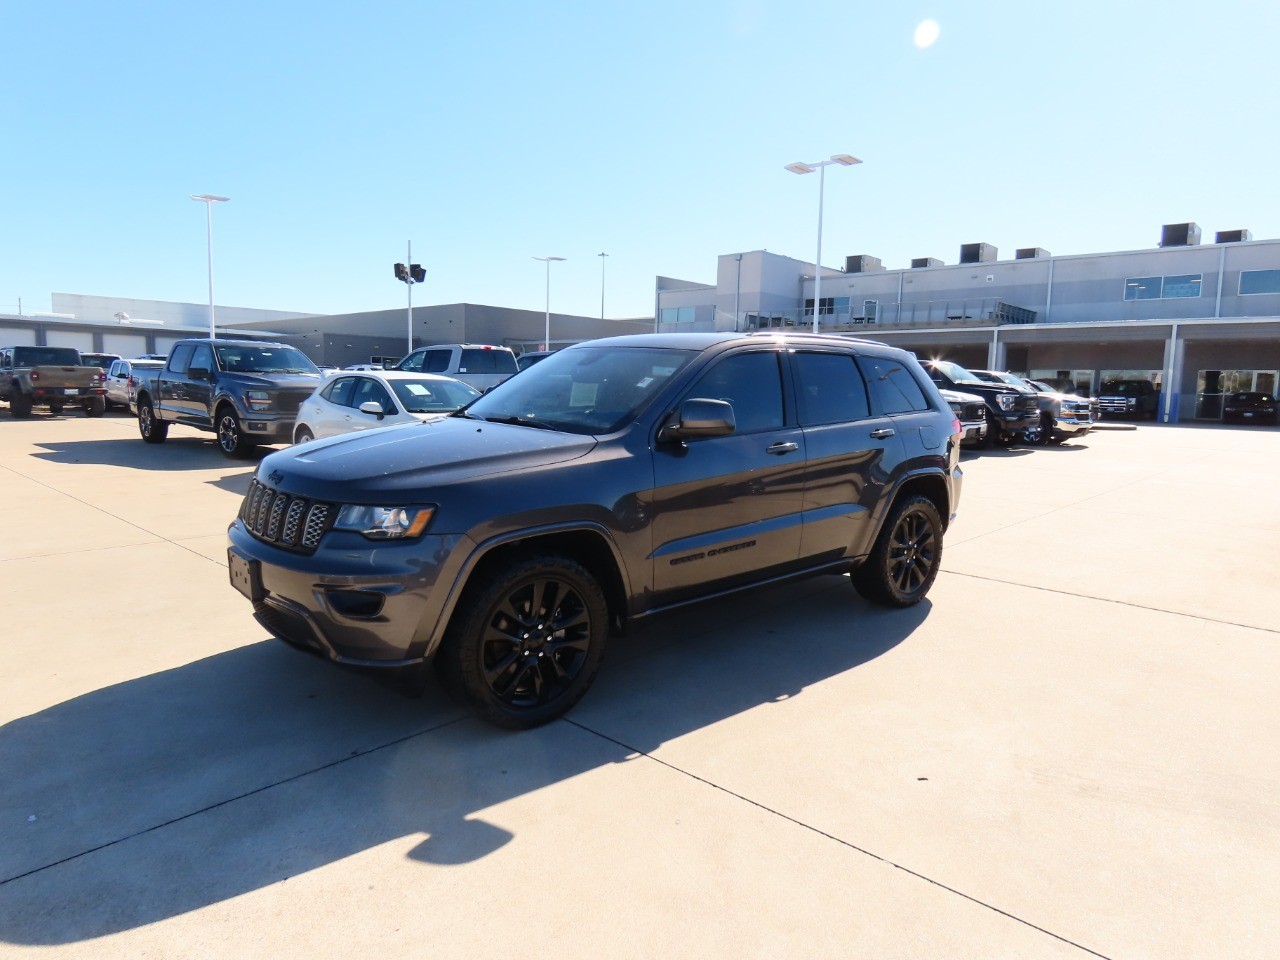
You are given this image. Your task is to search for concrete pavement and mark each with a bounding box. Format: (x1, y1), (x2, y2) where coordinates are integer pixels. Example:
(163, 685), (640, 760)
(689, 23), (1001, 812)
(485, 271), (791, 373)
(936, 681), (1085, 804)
(1, 412), (1277, 958)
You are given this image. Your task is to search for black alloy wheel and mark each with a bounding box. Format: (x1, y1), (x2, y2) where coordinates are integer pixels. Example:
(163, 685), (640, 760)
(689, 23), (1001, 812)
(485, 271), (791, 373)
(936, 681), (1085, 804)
(853, 495), (943, 608)
(438, 555), (608, 729)
(138, 399), (169, 443)
(217, 407), (256, 459)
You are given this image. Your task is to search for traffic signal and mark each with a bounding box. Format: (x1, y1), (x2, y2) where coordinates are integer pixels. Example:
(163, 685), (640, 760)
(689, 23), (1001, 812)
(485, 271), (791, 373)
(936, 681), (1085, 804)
(393, 263), (408, 281)
(409, 264), (425, 283)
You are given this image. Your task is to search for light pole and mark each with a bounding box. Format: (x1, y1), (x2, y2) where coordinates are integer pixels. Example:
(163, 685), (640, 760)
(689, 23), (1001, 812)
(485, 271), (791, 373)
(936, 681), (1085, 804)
(189, 194), (229, 339)
(784, 154), (861, 333)
(598, 252), (609, 320)
(394, 245), (425, 356)
(533, 256), (565, 350)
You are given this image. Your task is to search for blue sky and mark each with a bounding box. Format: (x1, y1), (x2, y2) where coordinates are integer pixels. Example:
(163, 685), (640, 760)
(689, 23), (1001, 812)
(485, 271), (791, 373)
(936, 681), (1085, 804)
(3, 0), (1278, 321)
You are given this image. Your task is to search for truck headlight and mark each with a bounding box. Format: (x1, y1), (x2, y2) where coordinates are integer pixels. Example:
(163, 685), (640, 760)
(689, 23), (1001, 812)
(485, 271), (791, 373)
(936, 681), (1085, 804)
(333, 505), (435, 540)
(246, 390), (271, 411)
(997, 394), (1015, 411)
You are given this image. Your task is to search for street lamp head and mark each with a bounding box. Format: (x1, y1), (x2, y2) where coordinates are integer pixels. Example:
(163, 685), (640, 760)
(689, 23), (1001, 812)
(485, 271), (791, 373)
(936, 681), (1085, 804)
(830, 154), (862, 166)
(533, 256), (566, 263)
(189, 194), (230, 203)
(785, 162), (815, 175)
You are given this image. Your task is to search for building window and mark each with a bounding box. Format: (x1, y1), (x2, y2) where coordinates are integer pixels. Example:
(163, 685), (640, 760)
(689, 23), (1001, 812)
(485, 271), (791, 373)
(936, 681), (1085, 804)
(1239, 269), (1280, 295)
(803, 297), (835, 317)
(1124, 274), (1202, 300)
(660, 306), (698, 325)
(1162, 274), (1202, 298)
(863, 300), (879, 321)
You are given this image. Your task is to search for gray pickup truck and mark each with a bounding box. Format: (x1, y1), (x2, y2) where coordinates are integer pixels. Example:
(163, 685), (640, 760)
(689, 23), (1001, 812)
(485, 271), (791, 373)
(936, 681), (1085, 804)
(0, 345), (108, 418)
(131, 338), (321, 457)
(228, 332), (964, 728)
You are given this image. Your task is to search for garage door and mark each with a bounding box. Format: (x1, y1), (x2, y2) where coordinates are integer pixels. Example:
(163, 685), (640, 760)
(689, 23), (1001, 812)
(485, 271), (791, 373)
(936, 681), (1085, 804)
(0, 327), (37, 346)
(46, 330), (95, 351)
(102, 333), (148, 357)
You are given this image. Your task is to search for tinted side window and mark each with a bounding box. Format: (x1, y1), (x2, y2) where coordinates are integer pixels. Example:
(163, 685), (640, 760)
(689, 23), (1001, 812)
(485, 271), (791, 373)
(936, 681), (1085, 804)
(793, 352), (870, 425)
(190, 344), (214, 372)
(859, 357), (931, 414)
(423, 350), (451, 373)
(460, 348), (518, 374)
(353, 378), (393, 411)
(322, 377), (357, 407)
(169, 343), (196, 374)
(685, 352), (784, 434)
(398, 350), (425, 372)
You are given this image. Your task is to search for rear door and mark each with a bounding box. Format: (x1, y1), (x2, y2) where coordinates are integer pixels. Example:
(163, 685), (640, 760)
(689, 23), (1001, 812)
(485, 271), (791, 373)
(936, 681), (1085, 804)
(790, 349), (902, 562)
(650, 348), (805, 603)
(861, 355), (945, 457)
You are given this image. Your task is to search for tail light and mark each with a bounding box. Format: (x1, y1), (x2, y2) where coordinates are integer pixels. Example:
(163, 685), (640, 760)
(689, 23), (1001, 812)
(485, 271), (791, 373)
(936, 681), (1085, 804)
(29, 370), (39, 382)
(951, 417), (962, 436)
(96, 372), (106, 384)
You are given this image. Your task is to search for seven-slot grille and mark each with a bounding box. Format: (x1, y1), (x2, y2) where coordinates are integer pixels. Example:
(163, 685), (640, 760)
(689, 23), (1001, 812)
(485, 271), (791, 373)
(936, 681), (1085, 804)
(240, 479), (333, 553)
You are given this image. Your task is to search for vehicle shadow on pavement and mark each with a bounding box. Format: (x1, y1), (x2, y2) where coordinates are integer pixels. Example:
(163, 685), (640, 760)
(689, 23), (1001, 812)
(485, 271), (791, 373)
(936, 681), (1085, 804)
(30, 437), (275, 470)
(0, 577), (925, 945)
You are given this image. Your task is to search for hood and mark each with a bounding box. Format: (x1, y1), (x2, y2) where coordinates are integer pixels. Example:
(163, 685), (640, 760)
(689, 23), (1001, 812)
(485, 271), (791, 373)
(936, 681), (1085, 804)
(221, 372), (321, 390)
(258, 416), (597, 502)
(939, 388), (986, 404)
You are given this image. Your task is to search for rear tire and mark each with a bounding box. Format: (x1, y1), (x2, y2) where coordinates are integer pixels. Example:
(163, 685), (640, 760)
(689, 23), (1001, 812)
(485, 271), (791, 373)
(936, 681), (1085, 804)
(138, 398), (169, 443)
(85, 397), (105, 417)
(436, 554), (608, 729)
(10, 393), (32, 418)
(853, 495), (943, 608)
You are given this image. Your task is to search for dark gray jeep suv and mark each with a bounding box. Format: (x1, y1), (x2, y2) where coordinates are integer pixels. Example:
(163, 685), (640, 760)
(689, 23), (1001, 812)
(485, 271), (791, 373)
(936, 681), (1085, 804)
(227, 333), (963, 728)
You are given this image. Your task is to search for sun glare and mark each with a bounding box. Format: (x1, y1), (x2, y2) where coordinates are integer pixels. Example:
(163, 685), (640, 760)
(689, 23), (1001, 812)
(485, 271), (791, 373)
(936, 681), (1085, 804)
(914, 19), (940, 49)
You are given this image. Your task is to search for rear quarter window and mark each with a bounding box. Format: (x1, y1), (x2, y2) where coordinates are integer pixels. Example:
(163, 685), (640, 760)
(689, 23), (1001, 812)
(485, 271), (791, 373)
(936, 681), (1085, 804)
(859, 356), (933, 414)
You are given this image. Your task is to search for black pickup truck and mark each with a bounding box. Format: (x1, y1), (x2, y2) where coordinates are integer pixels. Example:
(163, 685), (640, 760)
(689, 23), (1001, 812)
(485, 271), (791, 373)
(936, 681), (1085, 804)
(920, 360), (1039, 446)
(228, 332), (964, 728)
(131, 338), (321, 457)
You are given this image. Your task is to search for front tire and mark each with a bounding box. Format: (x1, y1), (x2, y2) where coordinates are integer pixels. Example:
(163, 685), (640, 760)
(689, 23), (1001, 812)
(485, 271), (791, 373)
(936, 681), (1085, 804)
(217, 407), (257, 459)
(138, 399), (169, 443)
(436, 554), (608, 729)
(853, 495), (944, 608)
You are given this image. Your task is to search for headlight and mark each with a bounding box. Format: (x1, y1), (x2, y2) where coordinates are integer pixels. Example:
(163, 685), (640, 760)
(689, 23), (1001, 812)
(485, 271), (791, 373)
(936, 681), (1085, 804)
(947, 402), (962, 415)
(997, 394), (1015, 411)
(247, 390), (271, 411)
(333, 505), (435, 540)
(1126, 398), (1137, 408)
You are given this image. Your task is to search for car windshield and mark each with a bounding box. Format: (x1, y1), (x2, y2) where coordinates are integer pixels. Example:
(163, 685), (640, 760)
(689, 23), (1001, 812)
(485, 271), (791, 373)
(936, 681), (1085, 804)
(214, 345), (319, 374)
(1027, 380), (1052, 392)
(931, 360), (984, 385)
(80, 354), (116, 367)
(389, 377), (480, 413)
(1104, 381), (1145, 395)
(460, 345), (697, 435)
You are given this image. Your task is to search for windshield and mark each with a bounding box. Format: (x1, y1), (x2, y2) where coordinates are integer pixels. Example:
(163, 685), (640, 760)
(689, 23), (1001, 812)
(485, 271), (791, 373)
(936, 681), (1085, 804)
(389, 377), (480, 413)
(214, 345), (319, 375)
(931, 360), (984, 385)
(461, 345), (697, 435)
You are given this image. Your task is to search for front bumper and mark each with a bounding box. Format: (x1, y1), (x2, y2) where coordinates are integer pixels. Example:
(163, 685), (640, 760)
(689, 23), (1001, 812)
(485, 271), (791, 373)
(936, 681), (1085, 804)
(227, 521), (469, 667)
(958, 419), (987, 443)
(242, 416), (297, 443)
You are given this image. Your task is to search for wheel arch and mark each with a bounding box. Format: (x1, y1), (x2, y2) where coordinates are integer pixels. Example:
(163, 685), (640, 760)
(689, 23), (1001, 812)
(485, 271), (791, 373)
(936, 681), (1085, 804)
(883, 470), (952, 533)
(427, 524), (632, 654)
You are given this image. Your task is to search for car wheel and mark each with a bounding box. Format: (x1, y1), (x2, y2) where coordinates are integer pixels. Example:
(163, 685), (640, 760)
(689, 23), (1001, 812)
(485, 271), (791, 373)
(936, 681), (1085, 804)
(293, 425), (315, 444)
(217, 407), (257, 459)
(436, 554), (609, 729)
(85, 397), (105, 417)
(852, 495), (943, 608)
(10, 393), (33, 418)
(138, 399), (169, 443)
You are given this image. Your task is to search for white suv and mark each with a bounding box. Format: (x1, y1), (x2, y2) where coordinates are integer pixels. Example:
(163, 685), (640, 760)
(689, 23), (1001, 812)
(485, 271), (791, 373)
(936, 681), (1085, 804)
(395, 343), (518, 391)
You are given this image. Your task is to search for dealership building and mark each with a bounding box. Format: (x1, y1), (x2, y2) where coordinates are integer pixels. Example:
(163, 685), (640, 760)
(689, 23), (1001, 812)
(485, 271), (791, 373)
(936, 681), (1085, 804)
(655, 223), (1280, 422)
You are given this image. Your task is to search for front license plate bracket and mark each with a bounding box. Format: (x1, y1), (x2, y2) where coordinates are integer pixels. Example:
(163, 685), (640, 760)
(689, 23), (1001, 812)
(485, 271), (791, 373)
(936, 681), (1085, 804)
(228, 548), (265, 602)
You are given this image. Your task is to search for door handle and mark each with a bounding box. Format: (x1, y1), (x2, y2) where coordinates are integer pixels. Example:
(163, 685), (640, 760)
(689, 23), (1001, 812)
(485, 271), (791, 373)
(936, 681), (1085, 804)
(870, 427), (895, 439)
(766, 441), (799, 455)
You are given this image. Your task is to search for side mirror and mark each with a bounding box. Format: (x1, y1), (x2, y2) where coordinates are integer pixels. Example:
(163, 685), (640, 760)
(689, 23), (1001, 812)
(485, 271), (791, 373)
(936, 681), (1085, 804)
(659, 397), (736, 443)
(358, 400), (386, 420)
(188, 366), (210, 381)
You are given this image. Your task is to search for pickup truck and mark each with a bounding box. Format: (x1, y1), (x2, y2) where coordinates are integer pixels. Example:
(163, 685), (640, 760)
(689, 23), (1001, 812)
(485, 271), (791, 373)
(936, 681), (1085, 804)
(1097, 379), (1160, 419)
(920, 360), (1038, 446)
(131, 338), (322, 457)
(0, 345), (107, 418)
(228, 332), (964, 728)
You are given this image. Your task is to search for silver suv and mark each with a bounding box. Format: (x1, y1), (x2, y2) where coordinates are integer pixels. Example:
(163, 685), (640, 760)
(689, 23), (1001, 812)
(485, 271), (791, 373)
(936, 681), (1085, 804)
(396, 343), (519, 391)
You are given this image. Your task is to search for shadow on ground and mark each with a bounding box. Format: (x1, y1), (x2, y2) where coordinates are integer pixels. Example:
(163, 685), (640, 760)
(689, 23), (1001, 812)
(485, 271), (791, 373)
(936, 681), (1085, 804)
(30, 437), (277, 471)
(0, 577), (926, 945)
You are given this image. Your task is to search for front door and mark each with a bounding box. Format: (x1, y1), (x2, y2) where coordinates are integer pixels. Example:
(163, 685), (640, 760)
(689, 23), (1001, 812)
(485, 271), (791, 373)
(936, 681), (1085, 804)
(650, 349), (805, 604)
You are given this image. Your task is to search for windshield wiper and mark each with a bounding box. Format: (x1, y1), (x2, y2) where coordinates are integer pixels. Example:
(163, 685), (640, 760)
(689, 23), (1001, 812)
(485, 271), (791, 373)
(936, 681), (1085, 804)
(480, 414), (559, 431)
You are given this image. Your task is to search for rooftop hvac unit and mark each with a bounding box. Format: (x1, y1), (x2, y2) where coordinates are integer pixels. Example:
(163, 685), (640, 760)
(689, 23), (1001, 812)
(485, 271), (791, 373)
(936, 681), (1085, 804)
(959, 242), (997, 264)
(911, 257), (943, 268)
(844, 255), (883, 273)
(1160, 222), (1201, 247)
(1016, 247), (1051, 259)
(1214, 229), (1252, 243)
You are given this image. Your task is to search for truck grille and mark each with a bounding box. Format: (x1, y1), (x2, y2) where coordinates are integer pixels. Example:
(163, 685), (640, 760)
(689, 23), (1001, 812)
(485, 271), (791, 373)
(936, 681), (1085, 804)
(1098, 397), (1133, 412)
(274, 389), (315, 416)
(240, 479), (333, 553)
(1020, 396), (1039, 414)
